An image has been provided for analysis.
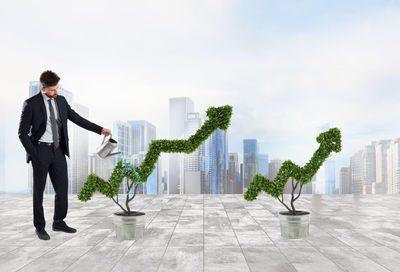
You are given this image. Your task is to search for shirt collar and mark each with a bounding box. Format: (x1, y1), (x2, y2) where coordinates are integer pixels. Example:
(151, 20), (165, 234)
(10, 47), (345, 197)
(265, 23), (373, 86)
(41, 91), (53, 102)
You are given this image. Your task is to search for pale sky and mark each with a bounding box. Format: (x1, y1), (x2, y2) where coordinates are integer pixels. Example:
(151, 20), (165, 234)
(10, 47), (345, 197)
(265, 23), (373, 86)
(1, 0), (400, 192)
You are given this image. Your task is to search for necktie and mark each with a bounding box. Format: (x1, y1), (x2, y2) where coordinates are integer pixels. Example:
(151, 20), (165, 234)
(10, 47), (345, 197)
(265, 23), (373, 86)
(48, 98), (60, 150)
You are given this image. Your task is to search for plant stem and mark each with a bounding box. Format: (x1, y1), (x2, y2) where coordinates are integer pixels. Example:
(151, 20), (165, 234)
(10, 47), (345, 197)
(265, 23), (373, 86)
(290, 178), (299, 214)
(125, 179), (131, 214)
(128, 183), (140, 202)
(277, 193), (292, 213)
(293, 183), (304, 201)
(112, 195), (128, 213)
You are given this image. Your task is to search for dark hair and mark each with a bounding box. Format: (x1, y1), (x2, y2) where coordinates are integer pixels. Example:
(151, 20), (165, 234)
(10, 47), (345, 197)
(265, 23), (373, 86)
(40, 70), (60, 88)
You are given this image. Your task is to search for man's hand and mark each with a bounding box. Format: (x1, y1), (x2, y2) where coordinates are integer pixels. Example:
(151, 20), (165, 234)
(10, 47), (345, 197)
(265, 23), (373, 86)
(101, 128), (112, 136)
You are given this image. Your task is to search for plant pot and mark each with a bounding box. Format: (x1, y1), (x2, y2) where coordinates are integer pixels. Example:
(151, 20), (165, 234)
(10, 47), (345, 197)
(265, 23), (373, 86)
(112, 211), (146, 241)
(278, 211), (310, 239)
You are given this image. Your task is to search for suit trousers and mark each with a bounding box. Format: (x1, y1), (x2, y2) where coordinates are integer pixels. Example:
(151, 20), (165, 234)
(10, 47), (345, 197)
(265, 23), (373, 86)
(32, 143), (68, 231)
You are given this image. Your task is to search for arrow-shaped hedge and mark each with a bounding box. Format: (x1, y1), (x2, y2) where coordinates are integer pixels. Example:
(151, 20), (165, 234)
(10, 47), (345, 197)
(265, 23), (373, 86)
(78, 105), (233, 202)
(244, 128), (342, 201)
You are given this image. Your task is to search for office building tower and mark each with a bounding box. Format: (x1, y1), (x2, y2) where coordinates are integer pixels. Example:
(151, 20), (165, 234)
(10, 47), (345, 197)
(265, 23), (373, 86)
(325, 160), (336, 194)
(169, 97), (194, 194)
(259, 154), (269, 177)
(184, 113), (202, 193)
(239, 163), (243, 192)
(243, 139), (259, 190)
(113, 120), (130, 158)
(228, 153), (241, 194)
(314, 123), (336, 194)
(125, 152), (160, 195)
(339, 167), (352, 194)
(374, 140), (391, 194)
(89, 153), (116, 189)
(388, 138), (400, 194)
(268, 159), (282, 181)
(128, 120), (156, 154)
(208, 128), (228, 194)
(362, 142), (376, 194)
(127, 120), (160, 194)
(350, 150), (363, 194)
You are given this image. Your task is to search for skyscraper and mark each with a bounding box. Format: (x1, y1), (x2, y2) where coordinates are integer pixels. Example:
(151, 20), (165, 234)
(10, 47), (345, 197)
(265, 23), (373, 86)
(243, 139), (259, 190)
(374, 140), (391, 194)
(362, 142), (376, 194)
(268, 159), (282, 181)
(350, 150), (363, 194)
(127, 120), (156, 154)
(339, 167), (352, 194)
(314, 123), (336, 194)
(125, 152), (160, 195)
(259, 154), (269, 178)
(388, 138), (400, 194)
(183, 112), (205, 194)
(89, 153), (115, 181)
(228, 153), (241, 194)
(113, 120), (131, 194)
(239, 163), (243, 191)
(169, 97), (194, 194)
(325, 160), (336, 194)
(208, 128), (228, 194)
(113, 120), (130, 158)
(127, 120), (159, 194)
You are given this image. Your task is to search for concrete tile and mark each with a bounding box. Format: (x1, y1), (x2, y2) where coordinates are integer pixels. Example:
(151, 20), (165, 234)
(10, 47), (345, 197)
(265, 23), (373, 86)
(58, 229), (112, 247)
(205, 231), (239, 247)
(204, 247), (249, 272)
(235, 232), (275, 247)
(353, 246), (400, 272)
(0, 246), (54, 272)
(64, 245), (129, 272)
(131, 227), (174, 247)
(158, 246), (203, 272)
(318, 246), (390, 272)
(169, 228), (203, 247)
(242, 247), (296, 272)
(279, 246), (342, 272)
(111, 246), (165, 272)
(18, 246), (92, 272)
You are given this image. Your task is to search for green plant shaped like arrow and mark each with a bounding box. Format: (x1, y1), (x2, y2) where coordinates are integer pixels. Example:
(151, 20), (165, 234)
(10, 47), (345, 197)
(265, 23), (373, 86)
(78, 105), (232, 202)
(244, 128), (342, 210)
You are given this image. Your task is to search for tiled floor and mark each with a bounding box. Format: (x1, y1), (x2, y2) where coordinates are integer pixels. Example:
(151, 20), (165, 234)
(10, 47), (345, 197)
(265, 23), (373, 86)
(0, 193), (400, 272)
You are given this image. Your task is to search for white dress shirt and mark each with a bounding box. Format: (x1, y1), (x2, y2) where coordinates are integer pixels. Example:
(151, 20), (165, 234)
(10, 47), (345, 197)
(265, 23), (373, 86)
(39, 92), (61, 143)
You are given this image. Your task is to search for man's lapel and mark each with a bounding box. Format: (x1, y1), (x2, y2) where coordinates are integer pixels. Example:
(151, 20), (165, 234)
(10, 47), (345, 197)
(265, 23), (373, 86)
(35, 92), (47, 124)
(55, 95), (64, 124)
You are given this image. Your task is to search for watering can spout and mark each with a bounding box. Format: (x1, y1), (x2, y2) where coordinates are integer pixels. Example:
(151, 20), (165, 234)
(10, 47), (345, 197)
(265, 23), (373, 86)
(96, 135), (121, 159)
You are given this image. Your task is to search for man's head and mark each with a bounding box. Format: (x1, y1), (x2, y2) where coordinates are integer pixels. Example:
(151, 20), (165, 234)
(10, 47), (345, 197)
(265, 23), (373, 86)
(40, 70), (60, 98)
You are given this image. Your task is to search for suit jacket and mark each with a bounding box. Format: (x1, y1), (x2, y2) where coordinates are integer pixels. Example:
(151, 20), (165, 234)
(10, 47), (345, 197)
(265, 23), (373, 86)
(18, 92), (103, 164)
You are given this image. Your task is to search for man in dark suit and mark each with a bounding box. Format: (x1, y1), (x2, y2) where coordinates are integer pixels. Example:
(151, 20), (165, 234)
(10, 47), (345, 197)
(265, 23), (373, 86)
(18, 70), (112, 240)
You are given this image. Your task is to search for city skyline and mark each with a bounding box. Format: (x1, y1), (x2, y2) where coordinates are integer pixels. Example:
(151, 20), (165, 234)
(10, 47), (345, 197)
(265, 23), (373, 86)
(4, 81), (400, 195)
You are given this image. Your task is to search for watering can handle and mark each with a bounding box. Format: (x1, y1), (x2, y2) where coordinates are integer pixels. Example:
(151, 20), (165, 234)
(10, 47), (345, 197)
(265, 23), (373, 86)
(101, 134), (112, 144)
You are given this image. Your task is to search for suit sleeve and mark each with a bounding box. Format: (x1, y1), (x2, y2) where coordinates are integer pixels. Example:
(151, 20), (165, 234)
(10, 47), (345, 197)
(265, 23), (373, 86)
(18, 100), (38, 159)
(65, 97), (103, 135)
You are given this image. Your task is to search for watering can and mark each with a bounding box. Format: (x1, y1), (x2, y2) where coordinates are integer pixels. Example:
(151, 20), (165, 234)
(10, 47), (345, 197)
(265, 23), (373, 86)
(96, 135), (121, 158)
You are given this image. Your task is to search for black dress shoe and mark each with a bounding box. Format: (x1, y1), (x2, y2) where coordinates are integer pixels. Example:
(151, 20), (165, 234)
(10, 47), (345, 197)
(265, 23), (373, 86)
(35, 229), (50, 240)
(52, 224), (77, 233)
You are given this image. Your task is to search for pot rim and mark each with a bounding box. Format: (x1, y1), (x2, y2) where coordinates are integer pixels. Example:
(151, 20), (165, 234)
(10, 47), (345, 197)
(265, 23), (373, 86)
(113, 211), (146, 216)
(278, 210), (310, 216)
